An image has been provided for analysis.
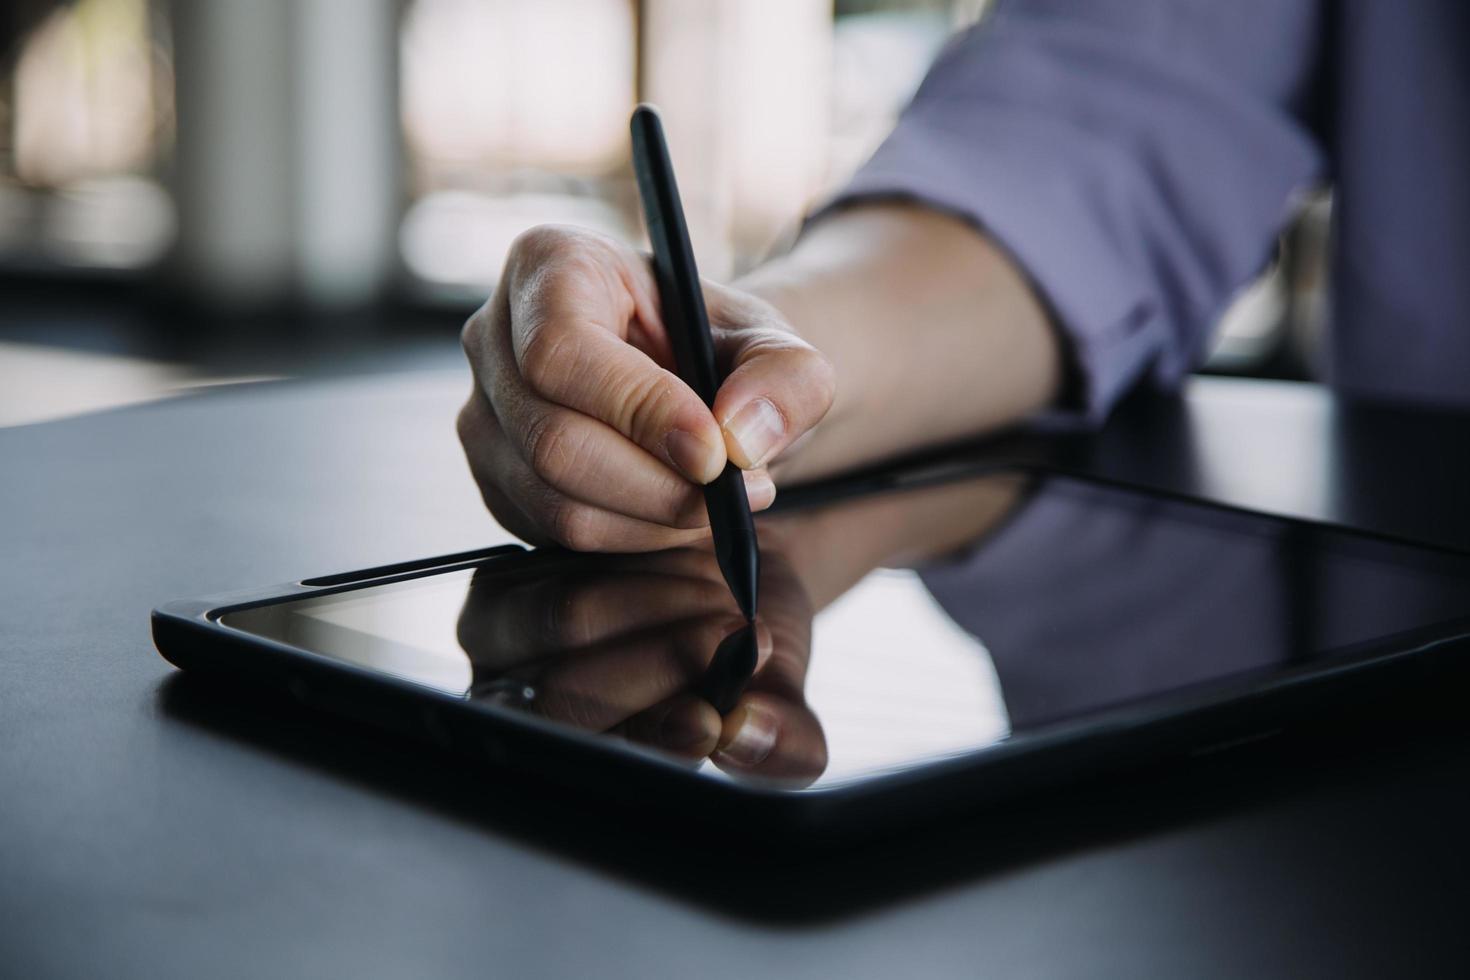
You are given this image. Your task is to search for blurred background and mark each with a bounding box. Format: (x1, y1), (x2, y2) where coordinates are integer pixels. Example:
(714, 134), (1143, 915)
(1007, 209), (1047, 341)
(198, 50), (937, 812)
(0, 0), (1329, 428)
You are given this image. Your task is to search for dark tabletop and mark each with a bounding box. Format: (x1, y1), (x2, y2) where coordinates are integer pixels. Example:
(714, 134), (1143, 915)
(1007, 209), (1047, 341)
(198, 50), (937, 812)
(5, 352), (1470, 979)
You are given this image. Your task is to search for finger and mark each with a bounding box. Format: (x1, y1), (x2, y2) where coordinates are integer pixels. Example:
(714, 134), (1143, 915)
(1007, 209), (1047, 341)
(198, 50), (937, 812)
(504, 227), (727, 484)
(458, 390), (718, 552)
(472, 272), (775, 525)
(526, 572), (735, 651)
(618, 692), (722, 758)
(457, 568), (737, 673)
(456, 392), (549, 544)
(712, 690), (828, 786)
(707, 289), (836, 470)
(616, 621), (774, 754)
(505, 395), (773, 529)
(462, 388), (760, 539)
(529, 613), (746, 732)
(463, 345), (713, 532)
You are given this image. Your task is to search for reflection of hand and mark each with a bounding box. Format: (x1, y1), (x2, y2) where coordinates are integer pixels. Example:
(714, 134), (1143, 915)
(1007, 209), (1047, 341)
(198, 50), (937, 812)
(456, 545), (828, 785)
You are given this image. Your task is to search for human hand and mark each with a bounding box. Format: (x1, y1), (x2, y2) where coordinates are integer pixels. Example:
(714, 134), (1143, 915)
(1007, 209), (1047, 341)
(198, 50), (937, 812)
(457, 225), (835, 551)
(455, 544), (828, 784)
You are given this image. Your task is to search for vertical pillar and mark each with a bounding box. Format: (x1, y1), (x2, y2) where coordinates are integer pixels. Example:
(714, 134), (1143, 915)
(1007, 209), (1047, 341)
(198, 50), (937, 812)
(641, 0), (831, 277)
(170, 0), (400, 314)
(294, 0), (401, 309)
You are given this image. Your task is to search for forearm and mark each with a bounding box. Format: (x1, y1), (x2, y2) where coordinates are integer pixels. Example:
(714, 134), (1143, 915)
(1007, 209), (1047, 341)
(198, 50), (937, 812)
(765, 468), (1028, 608)
(736, 202), (1063, 483)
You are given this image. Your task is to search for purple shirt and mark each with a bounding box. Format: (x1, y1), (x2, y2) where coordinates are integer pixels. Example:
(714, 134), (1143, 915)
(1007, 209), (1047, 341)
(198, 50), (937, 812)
(833, 0), (1470, 418)
(919, 477), (1470, 729)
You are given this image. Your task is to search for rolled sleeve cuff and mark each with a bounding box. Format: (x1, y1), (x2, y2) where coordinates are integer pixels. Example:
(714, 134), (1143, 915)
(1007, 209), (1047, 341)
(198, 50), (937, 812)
(814, 105), (1173, 426)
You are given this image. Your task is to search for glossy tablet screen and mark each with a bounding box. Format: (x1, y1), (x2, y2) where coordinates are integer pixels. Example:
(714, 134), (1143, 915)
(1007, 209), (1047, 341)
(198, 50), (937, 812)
(221, 472), (1470, 789)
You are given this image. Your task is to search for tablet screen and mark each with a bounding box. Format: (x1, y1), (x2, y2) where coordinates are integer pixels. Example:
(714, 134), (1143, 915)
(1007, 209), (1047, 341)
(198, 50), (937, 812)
(221, 472), (1470, 789)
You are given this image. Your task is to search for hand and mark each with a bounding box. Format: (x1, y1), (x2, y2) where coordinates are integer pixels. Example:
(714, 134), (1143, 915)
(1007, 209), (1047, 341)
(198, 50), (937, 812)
(458, 225), (836, 551)
(455, 544), (828, 785)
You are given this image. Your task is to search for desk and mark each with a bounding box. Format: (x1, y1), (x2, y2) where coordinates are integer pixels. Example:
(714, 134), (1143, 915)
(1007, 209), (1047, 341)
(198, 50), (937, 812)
(4, 353), (1469, 978)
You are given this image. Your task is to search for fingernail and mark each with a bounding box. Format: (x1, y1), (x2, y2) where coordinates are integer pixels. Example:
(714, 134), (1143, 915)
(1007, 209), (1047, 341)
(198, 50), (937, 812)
(743, 470), (776, 510)
(664, 428), (721, 483)
(716, 701), (779, 766)
(722, 398), (784, 468)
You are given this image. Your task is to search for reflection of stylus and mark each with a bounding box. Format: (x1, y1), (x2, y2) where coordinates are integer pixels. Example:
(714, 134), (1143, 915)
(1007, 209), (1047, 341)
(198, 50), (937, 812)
(630, 104), (759, 621)
(697, 623), (760, 715)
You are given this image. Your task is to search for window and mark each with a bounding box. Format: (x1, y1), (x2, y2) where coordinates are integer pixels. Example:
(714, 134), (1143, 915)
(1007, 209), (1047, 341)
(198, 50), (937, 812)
(397, 0), (978, 299)
(0, 0), (174, 271)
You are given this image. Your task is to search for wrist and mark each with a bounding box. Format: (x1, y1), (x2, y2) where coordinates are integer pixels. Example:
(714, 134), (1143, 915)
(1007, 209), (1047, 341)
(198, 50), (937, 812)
(735, 268), (868, 484)
(733, 201), (1061, 485)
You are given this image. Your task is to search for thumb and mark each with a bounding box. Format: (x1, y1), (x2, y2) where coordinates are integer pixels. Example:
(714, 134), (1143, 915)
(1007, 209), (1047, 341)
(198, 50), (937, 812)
(708, 294), (836, 471)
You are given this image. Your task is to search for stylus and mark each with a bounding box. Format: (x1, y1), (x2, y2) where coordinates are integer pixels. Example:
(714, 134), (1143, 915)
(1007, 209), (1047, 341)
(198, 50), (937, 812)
(630, 104), (759, 621)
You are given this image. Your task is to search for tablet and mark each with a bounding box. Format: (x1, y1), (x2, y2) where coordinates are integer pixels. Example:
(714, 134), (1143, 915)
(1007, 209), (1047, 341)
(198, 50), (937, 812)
(153, 466), (1470, 839)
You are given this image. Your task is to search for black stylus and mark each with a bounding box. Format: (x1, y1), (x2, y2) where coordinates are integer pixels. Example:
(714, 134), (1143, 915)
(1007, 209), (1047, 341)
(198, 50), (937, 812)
(630, 104), (759, 621)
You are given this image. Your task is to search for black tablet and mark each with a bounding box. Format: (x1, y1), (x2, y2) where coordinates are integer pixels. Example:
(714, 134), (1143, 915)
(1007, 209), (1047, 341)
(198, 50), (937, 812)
(152, 465), (1470, 840)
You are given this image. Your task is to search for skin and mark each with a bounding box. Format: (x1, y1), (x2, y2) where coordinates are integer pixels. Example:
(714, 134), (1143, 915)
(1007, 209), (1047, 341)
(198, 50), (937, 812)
(458, 202), (1062, 551)
(453, 472), (1027, 785)
(456, 543), (828, 784)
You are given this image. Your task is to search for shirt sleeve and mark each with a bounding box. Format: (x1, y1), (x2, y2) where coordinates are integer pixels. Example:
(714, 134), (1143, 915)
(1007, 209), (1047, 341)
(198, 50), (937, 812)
(822, 0), (1328, 422)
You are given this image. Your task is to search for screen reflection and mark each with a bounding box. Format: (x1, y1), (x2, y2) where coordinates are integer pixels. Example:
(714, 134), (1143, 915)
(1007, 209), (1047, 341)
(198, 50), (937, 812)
(221, 471), (1470, 790)
(452, 541), (831, 784)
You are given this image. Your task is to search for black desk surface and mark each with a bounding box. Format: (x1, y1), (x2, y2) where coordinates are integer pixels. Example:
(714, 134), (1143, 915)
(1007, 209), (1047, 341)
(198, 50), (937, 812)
(5, 356), (1470, 978)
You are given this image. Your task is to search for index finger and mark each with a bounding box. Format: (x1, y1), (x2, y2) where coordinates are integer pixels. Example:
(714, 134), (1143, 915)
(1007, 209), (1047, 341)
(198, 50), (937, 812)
(504, 227), (728, 484)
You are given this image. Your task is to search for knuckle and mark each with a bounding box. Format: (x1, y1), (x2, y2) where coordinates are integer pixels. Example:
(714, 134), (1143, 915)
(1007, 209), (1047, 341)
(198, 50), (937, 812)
(546, 498), (603, 551)
(530, 580), (575, 647)
(737, 334), (837, 417)
(460, 295), (505, 356)
(517, 321), (579, 392)
(670, 490), (712, 530)
(475, 480), (529, 540)
(454, 616), (477, 654)
(621, 369), (680, 443)
(522, 410), (574, 485)
(508, 224), (571, 266)
(455, 399), (476, 444)
(552, 587), (602, 648)
(459, 313), (481, 359)
(457, 393), (498, 446)
(535, 688), (604, 731)
(805, 348), (838, 405)
(509, 226), (608, 290)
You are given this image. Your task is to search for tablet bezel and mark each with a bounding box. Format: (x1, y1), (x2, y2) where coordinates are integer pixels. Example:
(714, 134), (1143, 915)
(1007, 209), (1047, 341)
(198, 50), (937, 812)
(151, 462), (1470, 841)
